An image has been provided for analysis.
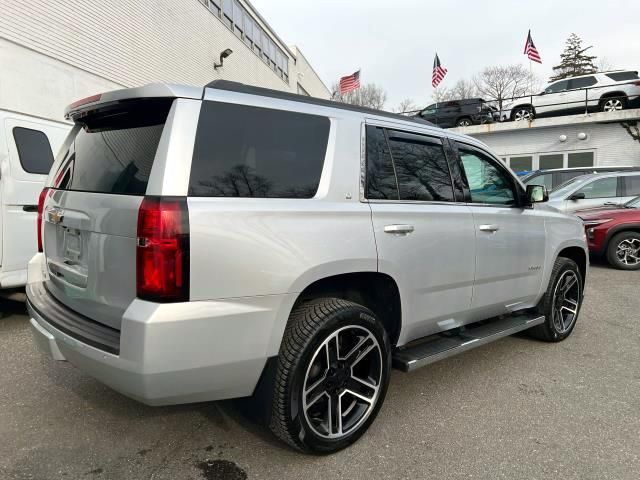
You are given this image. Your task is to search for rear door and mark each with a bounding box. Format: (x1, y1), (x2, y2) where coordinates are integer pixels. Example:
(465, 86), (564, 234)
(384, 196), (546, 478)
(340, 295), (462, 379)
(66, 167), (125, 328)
(566, 76), (597, 113)
(366, 125), (477, 343)
(621, 175), (640, 203)
(1, 118), (68, 284)
(42, 98), (175, 329)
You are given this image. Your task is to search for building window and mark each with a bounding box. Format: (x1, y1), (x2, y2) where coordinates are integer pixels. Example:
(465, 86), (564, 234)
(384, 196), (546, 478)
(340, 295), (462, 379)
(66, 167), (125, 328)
(509, 156), (533, 173)
(199, 0), (289, 85)
(567, 151), (594, 168)
(539, 153), (564, 170)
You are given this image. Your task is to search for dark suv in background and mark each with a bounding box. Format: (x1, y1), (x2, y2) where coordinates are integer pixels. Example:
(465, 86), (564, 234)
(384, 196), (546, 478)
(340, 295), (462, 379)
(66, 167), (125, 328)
(416, 98), (495, 128)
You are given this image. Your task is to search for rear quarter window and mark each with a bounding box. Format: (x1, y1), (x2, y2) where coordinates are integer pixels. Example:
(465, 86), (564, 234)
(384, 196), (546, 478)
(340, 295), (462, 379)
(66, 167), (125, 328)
(189, 102), (330, 198)
(605, 72), (639, 82)
(12, 127), (55, 175)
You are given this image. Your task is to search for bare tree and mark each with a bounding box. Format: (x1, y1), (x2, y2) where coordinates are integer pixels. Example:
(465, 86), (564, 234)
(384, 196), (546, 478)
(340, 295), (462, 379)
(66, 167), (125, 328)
(431, 86), (453, 103)
(450, 79), (478, 99)
(393, 98), (420, 114)
(332, 83), (387, 110)
(596, 56), (615, 72)
(474, 64), (539, 109)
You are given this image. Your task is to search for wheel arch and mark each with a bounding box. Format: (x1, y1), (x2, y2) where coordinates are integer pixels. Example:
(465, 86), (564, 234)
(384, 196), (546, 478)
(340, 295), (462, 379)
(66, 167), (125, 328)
(510, 104), (535, 119)
(604, 224), (640, 251)
(556, 246), (587, 289)
(599, 91), (628, 103)
(290, 272), (403, 346)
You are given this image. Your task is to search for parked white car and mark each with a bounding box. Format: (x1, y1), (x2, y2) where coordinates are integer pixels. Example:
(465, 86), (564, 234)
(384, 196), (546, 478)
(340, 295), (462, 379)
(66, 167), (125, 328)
(500, 70), (640, 121)
(547, 171), (640, 212)
(0, 110), (70, 289)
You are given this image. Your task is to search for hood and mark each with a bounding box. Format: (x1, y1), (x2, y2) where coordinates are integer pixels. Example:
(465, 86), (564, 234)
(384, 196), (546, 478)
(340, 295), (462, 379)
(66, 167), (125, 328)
(577, 207), (640, 221)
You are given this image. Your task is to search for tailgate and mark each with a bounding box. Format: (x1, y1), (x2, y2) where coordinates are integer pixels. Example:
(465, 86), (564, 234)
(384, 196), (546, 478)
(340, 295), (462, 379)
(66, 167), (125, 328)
(42, 98), (173, 329)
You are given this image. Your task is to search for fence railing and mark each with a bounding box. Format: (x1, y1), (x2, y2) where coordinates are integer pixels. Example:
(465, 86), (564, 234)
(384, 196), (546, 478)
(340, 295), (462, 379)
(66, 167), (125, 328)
(404, 78), (640, 124)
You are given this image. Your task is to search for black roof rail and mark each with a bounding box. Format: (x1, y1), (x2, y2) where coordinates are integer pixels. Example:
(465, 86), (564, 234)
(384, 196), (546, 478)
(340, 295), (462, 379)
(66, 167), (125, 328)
(204, 80), (435, 127)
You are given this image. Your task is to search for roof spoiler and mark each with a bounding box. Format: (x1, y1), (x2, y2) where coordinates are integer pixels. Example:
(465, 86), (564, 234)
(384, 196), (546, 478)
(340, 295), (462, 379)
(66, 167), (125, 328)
(65, 83), (203, 120)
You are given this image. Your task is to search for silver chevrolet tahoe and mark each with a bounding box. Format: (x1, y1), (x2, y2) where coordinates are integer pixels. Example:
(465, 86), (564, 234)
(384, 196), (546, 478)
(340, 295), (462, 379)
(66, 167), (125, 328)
(27, 81), (588, 453)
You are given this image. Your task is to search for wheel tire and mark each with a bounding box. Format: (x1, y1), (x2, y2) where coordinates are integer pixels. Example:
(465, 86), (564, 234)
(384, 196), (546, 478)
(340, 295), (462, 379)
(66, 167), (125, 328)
(600, 96), (627, 112)
(456, 117), (472, 127)
(606, 231), (640, 270)
(528, 257), (583, 342)
(269, 298), (391, 454)
(511, 106), (534, 122)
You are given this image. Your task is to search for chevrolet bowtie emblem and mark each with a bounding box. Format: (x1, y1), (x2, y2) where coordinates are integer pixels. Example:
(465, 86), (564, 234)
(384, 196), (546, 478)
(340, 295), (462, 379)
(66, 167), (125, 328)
(47, 207), (64, 225)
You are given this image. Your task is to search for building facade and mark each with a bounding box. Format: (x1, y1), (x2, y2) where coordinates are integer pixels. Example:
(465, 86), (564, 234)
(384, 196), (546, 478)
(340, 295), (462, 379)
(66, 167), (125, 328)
(455, 110), (640, 174)
(0, 0), (330, 122)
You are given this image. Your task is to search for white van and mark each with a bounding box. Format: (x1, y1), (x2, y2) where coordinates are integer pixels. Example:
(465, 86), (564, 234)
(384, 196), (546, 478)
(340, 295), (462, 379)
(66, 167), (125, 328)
(0, 110), (70, 289)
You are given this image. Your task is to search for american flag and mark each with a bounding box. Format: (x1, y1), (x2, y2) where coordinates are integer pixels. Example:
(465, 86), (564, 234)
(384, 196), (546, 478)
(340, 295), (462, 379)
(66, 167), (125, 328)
(339, 70), (361, 95)
(524, 30), (542, 64)
(432, 54), (448, 88)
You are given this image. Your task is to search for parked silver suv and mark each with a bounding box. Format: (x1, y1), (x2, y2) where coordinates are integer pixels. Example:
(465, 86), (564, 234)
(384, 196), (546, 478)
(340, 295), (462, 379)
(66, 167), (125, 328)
(27, 81), (588, 453)
(503, 70), (640, 121)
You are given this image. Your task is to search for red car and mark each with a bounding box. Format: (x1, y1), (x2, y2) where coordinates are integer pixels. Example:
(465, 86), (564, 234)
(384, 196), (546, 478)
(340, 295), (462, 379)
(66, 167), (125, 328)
(577, 196), (640, 270)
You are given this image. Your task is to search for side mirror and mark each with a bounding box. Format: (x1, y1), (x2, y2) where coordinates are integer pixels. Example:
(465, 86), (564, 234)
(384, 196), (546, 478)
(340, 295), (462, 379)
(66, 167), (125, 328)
(569, 192), (586, 201)
(526, 184), (549, 204)
(540, 91), (546, 95)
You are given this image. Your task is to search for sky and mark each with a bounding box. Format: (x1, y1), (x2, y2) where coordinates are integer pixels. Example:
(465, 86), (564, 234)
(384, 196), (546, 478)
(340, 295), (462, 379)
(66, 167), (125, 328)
(250, 0), (640, 109)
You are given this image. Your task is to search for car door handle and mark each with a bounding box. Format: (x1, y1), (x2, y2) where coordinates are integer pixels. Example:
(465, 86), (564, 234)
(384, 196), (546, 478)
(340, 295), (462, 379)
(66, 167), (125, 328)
(479, 224), (500, 233)
(384, 224), (414, 235)
(22, 205), (38, 212)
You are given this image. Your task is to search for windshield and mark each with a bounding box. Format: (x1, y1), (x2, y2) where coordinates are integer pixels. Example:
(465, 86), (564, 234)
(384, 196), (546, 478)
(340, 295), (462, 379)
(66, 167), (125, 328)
(549, 176), (584, 199)
(625, 196), (640, 208)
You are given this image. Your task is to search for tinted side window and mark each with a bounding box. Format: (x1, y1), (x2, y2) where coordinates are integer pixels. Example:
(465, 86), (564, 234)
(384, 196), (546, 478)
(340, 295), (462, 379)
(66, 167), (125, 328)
(387, 132), (454, 202)
(459, 148), (516, 205)
(555, 171), (585, 186)
(12, 127), (55, 175)
(546, 80), (569, 93)
(190, 102), (329, 198)
(366, 126), (398, 200)
(624, 176), (640, 196)
(606, 72), (639, 82)
(569, 77), (597, 89)
(576, 177), (618, 199)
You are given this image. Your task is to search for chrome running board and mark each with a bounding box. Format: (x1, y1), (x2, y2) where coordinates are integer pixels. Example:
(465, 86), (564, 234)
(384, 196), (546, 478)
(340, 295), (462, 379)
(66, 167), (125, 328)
(392, 313), (545, 372)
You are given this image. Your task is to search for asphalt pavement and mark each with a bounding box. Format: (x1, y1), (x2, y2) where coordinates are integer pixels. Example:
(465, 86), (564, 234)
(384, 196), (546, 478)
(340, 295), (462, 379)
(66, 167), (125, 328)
(1, 263), (638, 480)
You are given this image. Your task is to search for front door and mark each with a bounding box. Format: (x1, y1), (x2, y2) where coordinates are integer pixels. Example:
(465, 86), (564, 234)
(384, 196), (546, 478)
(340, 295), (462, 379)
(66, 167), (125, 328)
(564, 176), (621, 212)
(365, 125), (477, 344)
(455, 142), (546, 319)
(536, 79), (570, 116)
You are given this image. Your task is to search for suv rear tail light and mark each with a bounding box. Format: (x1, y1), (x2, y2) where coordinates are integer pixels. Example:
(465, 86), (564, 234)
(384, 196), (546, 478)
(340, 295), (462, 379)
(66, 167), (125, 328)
(634, 81), (640, 86)
(136, 197), (190, 303)
(37, 188), (49, 252)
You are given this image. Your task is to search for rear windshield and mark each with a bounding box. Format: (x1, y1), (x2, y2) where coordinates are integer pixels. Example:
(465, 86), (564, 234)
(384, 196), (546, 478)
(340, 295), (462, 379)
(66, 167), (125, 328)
(605, 71), (639, 82)
(52, 99), (172, 195)
(189, 102), (330, 198)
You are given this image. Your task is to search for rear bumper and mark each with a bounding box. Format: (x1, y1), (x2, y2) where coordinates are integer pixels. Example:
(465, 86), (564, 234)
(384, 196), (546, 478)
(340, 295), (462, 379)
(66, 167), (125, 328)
(27, 262), (295, 406)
